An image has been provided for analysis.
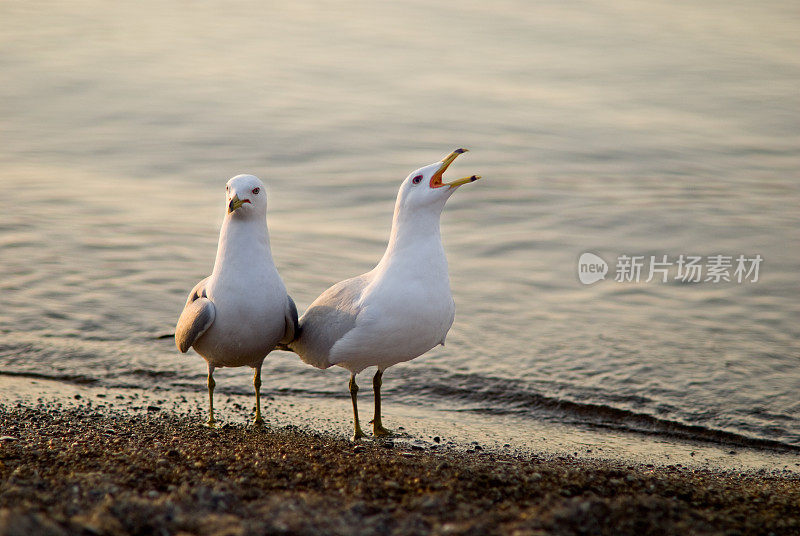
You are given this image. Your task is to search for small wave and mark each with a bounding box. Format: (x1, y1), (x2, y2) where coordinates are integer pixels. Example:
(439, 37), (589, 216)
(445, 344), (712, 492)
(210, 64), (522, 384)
(0, 370), (99, 385)
(401, 371), (800, 453)
(130, 369), (177, 378)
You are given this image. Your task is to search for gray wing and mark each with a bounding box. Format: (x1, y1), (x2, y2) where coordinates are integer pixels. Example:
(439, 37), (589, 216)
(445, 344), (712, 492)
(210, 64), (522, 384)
(175, 277), (215, 353)
(184, 277), (210, 306)
(280, 295), (300, 345)
(289, 275), (366, 369)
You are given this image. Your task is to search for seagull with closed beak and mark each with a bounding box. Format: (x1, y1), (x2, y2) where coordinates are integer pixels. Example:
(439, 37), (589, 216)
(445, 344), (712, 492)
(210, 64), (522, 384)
(175, 174), (298, 426)
(287, 149), (480, 440)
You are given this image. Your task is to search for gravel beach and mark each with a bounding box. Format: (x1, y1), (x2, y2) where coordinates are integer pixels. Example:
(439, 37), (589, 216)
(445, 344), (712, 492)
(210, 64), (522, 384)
(1, 405), (798, 536)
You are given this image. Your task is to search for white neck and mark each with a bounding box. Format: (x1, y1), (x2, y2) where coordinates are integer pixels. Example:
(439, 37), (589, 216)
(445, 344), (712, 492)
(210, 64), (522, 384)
(376, 201), (447, 272)
(212, 212), (273, 280)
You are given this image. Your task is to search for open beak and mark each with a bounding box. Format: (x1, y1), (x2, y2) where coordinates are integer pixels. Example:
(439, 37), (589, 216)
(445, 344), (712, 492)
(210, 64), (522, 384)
(430, 148), (481, 189)
(228, 194), (245, 213)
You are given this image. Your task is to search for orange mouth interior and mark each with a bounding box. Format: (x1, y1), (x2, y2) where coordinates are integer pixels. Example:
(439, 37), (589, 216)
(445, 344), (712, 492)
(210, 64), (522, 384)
(429, 148), (467, 188)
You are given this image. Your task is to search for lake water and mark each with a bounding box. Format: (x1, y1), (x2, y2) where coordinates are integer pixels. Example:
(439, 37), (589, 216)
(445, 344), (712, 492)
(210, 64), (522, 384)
(1, 0), (799, 454)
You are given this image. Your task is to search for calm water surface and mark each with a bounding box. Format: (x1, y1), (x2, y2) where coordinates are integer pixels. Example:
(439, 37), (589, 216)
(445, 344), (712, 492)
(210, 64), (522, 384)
(1, 0), (799, 449)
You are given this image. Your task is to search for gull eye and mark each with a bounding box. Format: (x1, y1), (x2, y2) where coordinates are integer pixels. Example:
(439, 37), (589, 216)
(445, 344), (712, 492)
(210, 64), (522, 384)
(411, 175), (423, 185)
(252, 187), (260, 195)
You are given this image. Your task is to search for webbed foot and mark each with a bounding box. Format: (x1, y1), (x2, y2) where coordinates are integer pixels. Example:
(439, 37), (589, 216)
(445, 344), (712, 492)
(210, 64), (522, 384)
(373, 423), (392, 437)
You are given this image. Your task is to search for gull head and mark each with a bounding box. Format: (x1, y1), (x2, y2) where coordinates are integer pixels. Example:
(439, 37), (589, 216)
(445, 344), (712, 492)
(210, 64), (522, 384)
(396, 149), (481, 213)
(226, 174), (267, 218)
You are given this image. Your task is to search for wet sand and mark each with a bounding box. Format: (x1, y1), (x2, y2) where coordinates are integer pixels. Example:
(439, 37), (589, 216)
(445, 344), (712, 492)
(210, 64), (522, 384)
(1, 405), (798, 536)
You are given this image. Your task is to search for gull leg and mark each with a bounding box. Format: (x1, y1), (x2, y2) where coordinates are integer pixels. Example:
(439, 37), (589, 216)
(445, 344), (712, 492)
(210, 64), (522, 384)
(349, 374), (365, 441)
(253, 364), (264, 426)
(372, 369), (392, 437)
(206, 364), (217, 427)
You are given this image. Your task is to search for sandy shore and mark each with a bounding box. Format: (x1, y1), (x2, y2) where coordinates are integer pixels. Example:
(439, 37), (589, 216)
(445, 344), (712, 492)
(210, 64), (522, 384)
(1, 405), (798, 535)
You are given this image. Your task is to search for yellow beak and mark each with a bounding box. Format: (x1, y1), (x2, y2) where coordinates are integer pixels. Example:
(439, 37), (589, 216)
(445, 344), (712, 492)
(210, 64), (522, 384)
(430, 148), (482, 189)
(228, 194), (245, 213)
(445, 174), (481, 188)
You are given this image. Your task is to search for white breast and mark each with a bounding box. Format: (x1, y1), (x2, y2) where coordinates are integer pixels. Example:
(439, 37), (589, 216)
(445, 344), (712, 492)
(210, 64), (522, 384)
(328, 249), (455, 373)
(191, 216), (288, 368)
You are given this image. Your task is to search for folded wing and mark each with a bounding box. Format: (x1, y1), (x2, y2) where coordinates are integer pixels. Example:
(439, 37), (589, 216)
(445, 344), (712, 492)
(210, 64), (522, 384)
(175, 277), (216, 353)
(281, 295), (300, 345)
(290, 275), (366, 369)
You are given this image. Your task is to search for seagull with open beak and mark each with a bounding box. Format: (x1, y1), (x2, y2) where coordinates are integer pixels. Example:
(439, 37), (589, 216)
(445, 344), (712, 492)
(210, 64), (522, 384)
(287, 149), (481, 440)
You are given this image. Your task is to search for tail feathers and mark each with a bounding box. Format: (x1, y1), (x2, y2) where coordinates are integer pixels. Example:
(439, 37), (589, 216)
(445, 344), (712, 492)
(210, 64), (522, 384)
(275, 325), (301, 353)
(275, 338), (332, 370)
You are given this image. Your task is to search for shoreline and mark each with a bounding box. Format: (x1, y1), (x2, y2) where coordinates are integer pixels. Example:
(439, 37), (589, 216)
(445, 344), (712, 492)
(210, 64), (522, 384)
(1, 374), (798, 476)
(1, 404), (799, 535)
